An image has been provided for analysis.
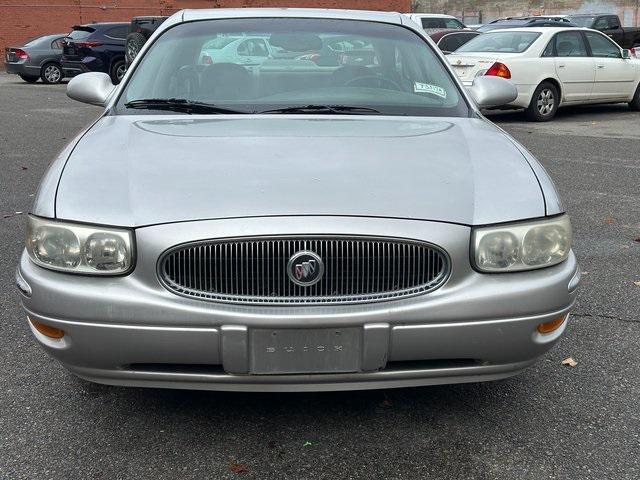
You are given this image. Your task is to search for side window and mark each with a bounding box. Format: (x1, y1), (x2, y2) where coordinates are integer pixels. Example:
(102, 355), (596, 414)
(593, 17), (609, 30)
(607, 16), (620, 29)
(585, 31), (622, 58)
(105, 26), (127, 40)
(51, 38), (64, 49)
(555, 31), (588, 57)
(444, 18), (464, 29)
(541, 38), (555, 57)
(237, 39), (269, 57)
(421, 18), (445, 29)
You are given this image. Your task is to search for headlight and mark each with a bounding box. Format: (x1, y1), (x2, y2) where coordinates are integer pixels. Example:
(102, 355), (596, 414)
(26, 216), (134, 275)
(472, 215), (572, 272)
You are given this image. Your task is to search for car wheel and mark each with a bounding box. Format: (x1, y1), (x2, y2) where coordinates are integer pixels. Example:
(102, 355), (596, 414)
(629, 83), (640, 111)
(110, 60), (126, 84)
(125, 32), (146, 64)
(525, 82), (559, 122)
(19, 74), (39, 83)
(40, 63), (63, 84)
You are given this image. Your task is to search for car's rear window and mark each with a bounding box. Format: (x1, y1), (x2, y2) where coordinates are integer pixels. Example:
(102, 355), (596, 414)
(118, 18), (468, 118)
(68, 28), (94, 40)
(457, 31), (541, 53)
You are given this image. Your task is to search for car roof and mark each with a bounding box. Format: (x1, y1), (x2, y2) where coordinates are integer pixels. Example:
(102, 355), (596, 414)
(408, 13), (458, 19)
(182, 8), (404, 24)
(482, 26), (589, 34)
(567, 13), (610, 16)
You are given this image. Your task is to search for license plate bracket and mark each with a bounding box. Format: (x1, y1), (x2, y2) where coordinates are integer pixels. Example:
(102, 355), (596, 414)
(250, 328), (361, 375)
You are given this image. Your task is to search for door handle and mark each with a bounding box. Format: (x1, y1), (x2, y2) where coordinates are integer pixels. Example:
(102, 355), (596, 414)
(558, 64), (566, 68)
(597, 65), (605, 69)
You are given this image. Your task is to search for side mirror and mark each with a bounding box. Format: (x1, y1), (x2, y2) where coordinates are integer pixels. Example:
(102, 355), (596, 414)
(467, 76), (518, 109)
(622, 49), (632, 60)
(66, 72), (115, 106)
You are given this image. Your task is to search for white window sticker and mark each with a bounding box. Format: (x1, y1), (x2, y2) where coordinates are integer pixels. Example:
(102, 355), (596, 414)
(414, 82), (447, 98)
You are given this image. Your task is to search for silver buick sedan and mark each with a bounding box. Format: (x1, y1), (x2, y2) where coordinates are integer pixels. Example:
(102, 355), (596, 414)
(17, 9), (580, 392)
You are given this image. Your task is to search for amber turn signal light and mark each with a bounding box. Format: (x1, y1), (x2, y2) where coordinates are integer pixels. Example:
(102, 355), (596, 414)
(537, 315), (567, 334)
(28, 317), (65, 339)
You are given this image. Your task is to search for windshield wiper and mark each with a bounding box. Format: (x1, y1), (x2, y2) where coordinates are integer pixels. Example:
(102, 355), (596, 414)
(124, 98), (250, 114)
(258, 105), (382, 115)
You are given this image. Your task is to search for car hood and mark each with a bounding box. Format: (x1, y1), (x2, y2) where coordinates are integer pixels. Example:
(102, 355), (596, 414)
(55, 115), (545, 227)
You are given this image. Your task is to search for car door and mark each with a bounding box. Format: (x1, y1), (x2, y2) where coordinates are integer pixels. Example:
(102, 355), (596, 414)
(552, 30), (595, 102)
(584, 30), (637, 100)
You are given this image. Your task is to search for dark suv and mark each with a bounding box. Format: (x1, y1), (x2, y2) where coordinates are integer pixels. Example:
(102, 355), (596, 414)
(61, 23), (129, 83)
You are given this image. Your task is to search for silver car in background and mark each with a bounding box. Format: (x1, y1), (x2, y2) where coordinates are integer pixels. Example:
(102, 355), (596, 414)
(5, 34), (67, 84)
(17, 9), (579, 392)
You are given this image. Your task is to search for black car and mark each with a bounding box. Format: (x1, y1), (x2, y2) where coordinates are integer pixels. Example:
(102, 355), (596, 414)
(566, 14), (640, 49)
(5, 34), (67, 84)
(477, 16), (576, 33)
(61, 23), (129, 83)
(125, 16), (168, 64)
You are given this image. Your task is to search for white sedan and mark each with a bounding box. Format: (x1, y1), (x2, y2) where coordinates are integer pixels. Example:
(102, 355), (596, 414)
(447, 27), (640, 120)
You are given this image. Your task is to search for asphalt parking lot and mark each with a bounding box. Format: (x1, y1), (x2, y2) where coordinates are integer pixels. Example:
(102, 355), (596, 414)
(0, 71), (638, 480)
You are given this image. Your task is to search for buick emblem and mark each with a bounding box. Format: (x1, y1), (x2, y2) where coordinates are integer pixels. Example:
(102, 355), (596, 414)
(287, 251), (324, 286)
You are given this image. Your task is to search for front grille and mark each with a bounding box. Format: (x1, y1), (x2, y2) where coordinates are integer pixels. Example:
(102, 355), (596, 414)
(158, 236), (449, 305)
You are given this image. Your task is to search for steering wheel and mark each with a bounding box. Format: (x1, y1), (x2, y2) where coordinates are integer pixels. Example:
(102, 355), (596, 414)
(343, 75), (403, 91)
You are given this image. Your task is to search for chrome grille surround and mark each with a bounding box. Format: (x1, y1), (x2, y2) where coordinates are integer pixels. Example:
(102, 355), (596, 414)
(158, 236), (450, 305)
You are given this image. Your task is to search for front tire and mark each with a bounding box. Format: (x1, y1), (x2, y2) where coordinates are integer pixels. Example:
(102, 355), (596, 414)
(19, 74), (39, 83)
(629, 83), (640, 111)
(110, 59), (126, 84)
(40, 62), (63, 84)
(525, 82), (559, 122)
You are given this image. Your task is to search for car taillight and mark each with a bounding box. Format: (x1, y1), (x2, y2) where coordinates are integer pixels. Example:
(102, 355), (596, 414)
(485, 62), (511, 79)
(75, 41), (103, 47)
(15, 49), (29, 59)
(202, 55), (213, 65)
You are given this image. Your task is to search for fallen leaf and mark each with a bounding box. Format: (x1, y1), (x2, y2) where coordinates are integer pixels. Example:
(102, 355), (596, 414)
(303, 441), (314, 447)
(562, 357), (578, 367)
(379, 399), (393, 408)
(20, 166), (28, 170)
(581, 271), (589, 275)
(603, 218), (614, 225)
(229, 461), (248, 474)
(267, 440), (277, 449)
(634, 281), (640, 287)
(634, 237), (640, 243)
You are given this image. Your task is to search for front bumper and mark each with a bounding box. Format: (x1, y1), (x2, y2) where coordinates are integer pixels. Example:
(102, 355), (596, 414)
(18, 216), (580, 392)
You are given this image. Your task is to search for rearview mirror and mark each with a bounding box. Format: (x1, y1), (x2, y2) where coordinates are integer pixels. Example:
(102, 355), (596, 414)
(622, 49), (632, 60)
(467, 76), (518, 109)
(66, 72), (115, 106)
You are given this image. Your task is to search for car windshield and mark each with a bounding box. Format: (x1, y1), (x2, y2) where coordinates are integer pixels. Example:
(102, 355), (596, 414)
(566, 16), (595, 27)
(456, 31), (541, 53)
(118, 18), (467, 117)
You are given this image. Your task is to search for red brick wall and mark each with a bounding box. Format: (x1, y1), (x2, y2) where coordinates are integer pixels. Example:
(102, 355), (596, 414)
(1, 0), (411, 66)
